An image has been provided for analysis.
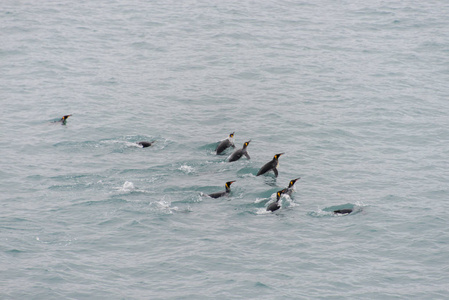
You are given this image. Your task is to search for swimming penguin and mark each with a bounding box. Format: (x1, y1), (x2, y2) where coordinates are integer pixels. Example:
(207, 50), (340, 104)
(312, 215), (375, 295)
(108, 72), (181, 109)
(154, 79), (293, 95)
(208, 181), (235, 198)
(57, 115), (72, 125)
(285, 178), (301, 196)
(137, 141), (155, 148)
(216, 132), (235, 154)
(228, 140), (251, 162)
(333, 209), (353, 215)
(266, 189), (288, 212)
(256, 153), (284, 177)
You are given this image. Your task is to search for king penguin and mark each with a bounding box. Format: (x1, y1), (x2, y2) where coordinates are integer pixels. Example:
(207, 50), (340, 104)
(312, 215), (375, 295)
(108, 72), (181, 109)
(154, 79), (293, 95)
(333, 209), (353, 215)
(208, 181), (235, 198)
(216, 132), (235, 154)
(257, 153), (284, 177)
(137, 141), (155, 148)
(285, 178), (300, 196)
(266, 189), (288, 212)
(58, 115), (72, 125)
(228, 140), (251, 162)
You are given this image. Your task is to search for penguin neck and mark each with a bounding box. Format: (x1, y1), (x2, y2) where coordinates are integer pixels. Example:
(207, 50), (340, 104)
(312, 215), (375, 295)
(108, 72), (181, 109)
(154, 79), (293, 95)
(225, 185), (231, 192)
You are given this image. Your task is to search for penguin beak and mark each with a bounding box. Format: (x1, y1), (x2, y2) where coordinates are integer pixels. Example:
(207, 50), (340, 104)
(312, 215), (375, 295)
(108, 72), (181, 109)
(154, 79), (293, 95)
(293, 177), (300, 182)
(277, 153), (284, 156)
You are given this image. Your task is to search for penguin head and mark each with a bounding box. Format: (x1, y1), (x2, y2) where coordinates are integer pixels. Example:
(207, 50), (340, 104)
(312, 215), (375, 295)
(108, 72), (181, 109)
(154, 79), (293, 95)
(288, 178), (300, 188)
(274, 153), (284, 160)
(225, 181), (235, 188)
(243, 140), (251, 148)
(229, 132), (235, 138)
(276, 188), (288, 200)
(225, 181), (235, 191)
(61, 114), (72, 121)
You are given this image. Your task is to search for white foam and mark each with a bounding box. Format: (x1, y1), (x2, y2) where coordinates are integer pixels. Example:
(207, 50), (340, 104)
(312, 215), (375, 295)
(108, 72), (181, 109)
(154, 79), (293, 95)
(178, 164), (194, 174)
(256, 207), (272, 215)
(254, 197), (266, 204)
(283, 194), (299, 208)
(151, 195), (179, 214)
(119, 181), (135, 192)
(354, 201), (367, 207)
(310, 208), (333, 217)
(127, 141), (142, 148)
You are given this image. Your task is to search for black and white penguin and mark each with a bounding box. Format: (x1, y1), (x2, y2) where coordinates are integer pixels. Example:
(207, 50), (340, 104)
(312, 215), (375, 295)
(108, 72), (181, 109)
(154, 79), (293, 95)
(228, 140), (251, 162)
(137, 141), (155, 148)
(266, 189), (288, 212)
(285, 178), (300, 196)
(57, 115), (72, 125)
(333, 209), (353, 215)
(256, 153), (284, 177)
(216, 132), (235, 154)
(208, 181), (235, 198)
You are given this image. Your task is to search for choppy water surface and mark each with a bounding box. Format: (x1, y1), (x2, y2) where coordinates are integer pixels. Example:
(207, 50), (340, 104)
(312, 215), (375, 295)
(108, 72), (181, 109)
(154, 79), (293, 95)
(2, 1), (449, 299)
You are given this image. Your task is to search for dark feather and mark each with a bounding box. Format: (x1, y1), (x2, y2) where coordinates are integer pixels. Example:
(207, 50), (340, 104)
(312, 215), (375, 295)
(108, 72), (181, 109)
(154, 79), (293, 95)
(216, 139), (232, 154)
(257, 161), (274, 176)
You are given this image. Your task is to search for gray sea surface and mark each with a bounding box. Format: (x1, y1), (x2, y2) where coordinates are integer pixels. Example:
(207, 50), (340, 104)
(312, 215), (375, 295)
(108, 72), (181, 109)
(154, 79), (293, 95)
(1, 0), (449, 299)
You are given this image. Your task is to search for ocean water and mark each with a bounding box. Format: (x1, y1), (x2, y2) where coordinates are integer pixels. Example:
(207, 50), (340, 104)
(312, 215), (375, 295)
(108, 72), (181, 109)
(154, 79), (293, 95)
(1, 0), (449, 299)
